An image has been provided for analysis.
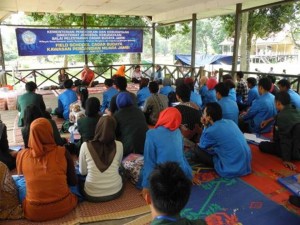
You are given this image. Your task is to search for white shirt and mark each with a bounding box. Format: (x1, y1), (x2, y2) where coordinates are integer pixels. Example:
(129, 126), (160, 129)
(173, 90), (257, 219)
(79, 141), (123, 197)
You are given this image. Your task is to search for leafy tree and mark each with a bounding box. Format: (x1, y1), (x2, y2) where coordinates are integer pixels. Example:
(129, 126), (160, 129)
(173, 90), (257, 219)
(290, 2), (300, 49)
(221, 3), (296, 71)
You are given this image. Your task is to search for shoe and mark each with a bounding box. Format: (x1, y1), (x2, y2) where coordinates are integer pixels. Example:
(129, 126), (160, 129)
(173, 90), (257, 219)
(289, 195), (300, 207)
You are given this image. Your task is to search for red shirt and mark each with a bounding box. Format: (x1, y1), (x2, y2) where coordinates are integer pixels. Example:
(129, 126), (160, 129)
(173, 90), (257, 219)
(81, 69), (95, 84)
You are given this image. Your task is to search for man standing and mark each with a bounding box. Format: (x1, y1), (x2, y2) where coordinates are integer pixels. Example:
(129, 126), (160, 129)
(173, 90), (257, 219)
(17, 82), (46, 127)
(236, 71), (248, 103)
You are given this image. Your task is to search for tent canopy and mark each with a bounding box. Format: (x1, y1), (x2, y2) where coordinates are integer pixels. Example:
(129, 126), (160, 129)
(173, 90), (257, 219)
(175, 54), (233, 67)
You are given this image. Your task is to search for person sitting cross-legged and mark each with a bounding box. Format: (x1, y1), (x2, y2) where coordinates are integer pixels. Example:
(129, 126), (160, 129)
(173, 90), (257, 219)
(277, 79), (300, 109)
(137, 78), (151, 108)
(144, 162), (207, 225)
(215, 82), (239, 124)
(259, 91), (300, 170)
(239, 77), (277, 134)
(100, 79), (118, 114)
(193, 103), (252, 178)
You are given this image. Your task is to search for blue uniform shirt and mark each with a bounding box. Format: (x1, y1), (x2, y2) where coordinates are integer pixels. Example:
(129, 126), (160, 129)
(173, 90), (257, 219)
(190, 91), (202, 109)
(199, 119), (252, 178)
(100, 87), (118, 113)
(218, 96), (239, 124)
(159, 86), (174, 96)
(228, 88), (237, 102)
(137, 87), (151, 107)
(246, 86), (259, 106)
(288, 89), (300, 109)
(243, 92), (277, 133)
(58, 89), (78, 120)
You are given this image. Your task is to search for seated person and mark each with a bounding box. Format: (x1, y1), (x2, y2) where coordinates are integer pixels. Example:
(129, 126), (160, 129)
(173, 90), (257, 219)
(79, 116), (124, 202)
(100, 79), (118, 114)
(194, 103), (251, 178)
(17, 81), (46, 127)
(107, 76), (137, 115)
(159, 77), (174, 96)
(267, 75), (280, 96)
(277, 79), (300, 109)
(69, 86), (89, 124)
(131, 65), (142, 83)
(0, 120), (16, 170)
(236, 71), (248, 103)
(240, 77), (277, 133)
(137, 78), (151, 107)
(144, 162), (207, 225)
(79, 65), (95, 87)
(153, 65), (163, 84)
(114, 92), (148, 156)
(58, 68), (69, 89)
(259, 92), (300, 170)
(143, 82), (168, 126)
(77, 97), (101, 148)
(0, 162), (23, 220)
(175, 84), (202, 144)
(246, 77), (259, 107)
(199, 76), (208, 101)
(16, 118), (77, 221)
(202, 77), (217, 107)
(141, 108), (192, 192)
(184, 78), (202, 109)
(215, 82), (239, 124)
(22, 104), (67, 148)
(115, 65), (126, 77)
(222, 74), (236, 102)
(54, 79), (78, 120)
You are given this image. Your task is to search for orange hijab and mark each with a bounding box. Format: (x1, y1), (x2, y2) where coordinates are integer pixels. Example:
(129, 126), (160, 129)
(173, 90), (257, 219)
(155, 107), (182, 131)
(115, 65), (126, 77)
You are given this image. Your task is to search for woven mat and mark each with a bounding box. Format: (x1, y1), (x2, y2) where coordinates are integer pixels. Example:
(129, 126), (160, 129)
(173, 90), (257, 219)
(124, 213), (152, 225)
(4, 182), (150, 225)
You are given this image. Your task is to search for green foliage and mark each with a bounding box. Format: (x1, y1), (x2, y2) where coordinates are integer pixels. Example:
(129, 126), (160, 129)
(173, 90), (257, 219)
(156, 23), (191, 39)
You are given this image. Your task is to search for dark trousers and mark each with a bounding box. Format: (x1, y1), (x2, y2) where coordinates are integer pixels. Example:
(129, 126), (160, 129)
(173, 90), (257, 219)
(259, 141), (281, 157)
(192, 146), (214, 167)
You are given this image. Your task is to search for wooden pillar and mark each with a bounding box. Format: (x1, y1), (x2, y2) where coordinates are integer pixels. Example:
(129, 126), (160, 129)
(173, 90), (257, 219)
(83, 14), (88, 65)
(0, 28), (6, 85)
(152, 23), (156, 75)
(231, 3), (242, 79)
(191, 13), (197, 77)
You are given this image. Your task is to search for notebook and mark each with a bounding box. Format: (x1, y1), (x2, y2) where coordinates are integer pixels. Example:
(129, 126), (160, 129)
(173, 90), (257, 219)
(244, 133), (271, 145)
(278, 174), (300, 196)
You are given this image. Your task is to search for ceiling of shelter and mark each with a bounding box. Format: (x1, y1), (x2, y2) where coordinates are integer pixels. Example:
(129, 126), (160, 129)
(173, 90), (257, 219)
(0, 0), (287, 24)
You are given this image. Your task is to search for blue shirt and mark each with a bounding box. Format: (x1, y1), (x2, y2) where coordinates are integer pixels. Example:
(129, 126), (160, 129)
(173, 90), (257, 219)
(100, 87), (118, 113)
(142, 127), (192, 188)
(228, 88), (237, 102)
(202, 89), (217, 107)
(199, 85), (208, 99)
(159, 86), (174, 96)
(288, 89), (300, 109)
(246, 86), (259, 106)
(199, 119), (252, 178)
(190, 91), (202, 109)
(218, 97), (239, 124)
(137, 87), (151, 107)
(58, 89), (78, 120)
(243, 92), (277, 133)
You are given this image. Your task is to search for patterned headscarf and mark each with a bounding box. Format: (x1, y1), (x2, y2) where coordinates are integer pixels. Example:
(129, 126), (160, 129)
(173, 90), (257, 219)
(155, 107), (182, 131)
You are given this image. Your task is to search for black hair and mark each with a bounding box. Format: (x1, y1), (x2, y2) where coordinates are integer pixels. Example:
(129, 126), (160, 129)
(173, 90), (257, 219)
(277, 79), (291, 89)
(275, 91), (291, 106)
(135, 65), (141, 69)
(77, 86), (89, 109)
(246, 77), (257, 87)
(25, 81), (37, 92)
(104, 79), (114, 87)
(85, 97), (100, 117)
(267, 75), (276, 84)
(175, 78), (185, 88)
(236, 71), (244, 79)
(222, 74), (233, 81)
(224, 79), (235, 89)
(23, 104), (43, 147)
(215, 82), (229, 97)
(149, 162), (192, 215)
(139, 78), (150, 89)
(258, 77), (272, 91)
(175, 84), (191, 102)
(149, 81), (159, 93)
(114, 76), (127, 91)
(64, 79), (73, 89)
(205, 102), (222, 122)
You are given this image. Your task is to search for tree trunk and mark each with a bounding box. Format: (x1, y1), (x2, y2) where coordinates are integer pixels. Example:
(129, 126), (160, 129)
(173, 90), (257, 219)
(240, 12), (248, 72)
(246, 32), (253, 73)
(129, 53), (141, 65)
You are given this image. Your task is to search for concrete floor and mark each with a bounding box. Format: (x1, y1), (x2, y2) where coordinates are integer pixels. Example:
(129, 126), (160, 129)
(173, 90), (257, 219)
(1, 91), (148, 225)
